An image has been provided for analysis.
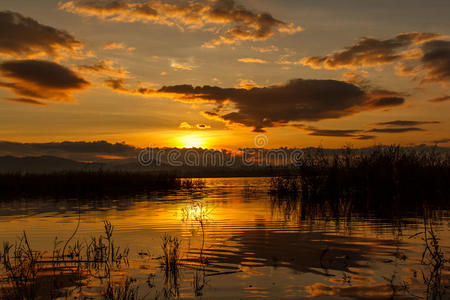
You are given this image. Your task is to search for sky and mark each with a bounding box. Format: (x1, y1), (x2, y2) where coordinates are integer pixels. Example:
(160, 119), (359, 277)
(0, 0), (449, 150)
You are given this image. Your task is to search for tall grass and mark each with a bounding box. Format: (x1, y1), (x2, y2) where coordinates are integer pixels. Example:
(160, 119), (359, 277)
(0, 220), (129, 299)
(103, 277), (139, 300)
(271, 146), (450, 216)
(418, 220), (448, 299)
(161, 234), (181, 276)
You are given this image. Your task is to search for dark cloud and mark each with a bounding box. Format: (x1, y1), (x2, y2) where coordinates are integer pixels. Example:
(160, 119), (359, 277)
(300, 32), (442, 70)
(1, 60), (89, 89)
(0, 10), (82, 57)
(78, 60), (129, 77)
(0, 141), (138, 159)
(395, 39), (450, 87)
(297, 126), (377, 140)
(368, 127), (424, 133)
(178, 122), (211, 130)
(431, 138), (450, 144)
(304, 127), (362, 137)
(368, 97), (404, 107)
(428, 95), (450, 103)
(3, 97), (46, 106)
(104, 78), (126, 90)
(60, 0), (301, 48)
(420, 40), (450, 86)
(0, 59), (90, 102)
(363, 89), (406, 109)
(355, 135), (376, 140)
(107, 78), (405, 132)
(372, 120), (440, 127)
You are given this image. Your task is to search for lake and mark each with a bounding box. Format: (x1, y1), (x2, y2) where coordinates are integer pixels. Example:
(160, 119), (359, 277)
(0, 177), (448, 299)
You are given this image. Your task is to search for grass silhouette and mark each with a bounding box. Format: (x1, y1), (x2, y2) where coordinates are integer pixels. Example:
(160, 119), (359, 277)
(0, 171), (188, 199)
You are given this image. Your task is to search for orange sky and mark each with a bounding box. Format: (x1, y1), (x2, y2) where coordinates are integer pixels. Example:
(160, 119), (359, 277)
(0, 0), (449, 149)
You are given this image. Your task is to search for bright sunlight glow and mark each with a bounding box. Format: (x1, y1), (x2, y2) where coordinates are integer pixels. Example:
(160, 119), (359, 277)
(177, 134), (208, 148)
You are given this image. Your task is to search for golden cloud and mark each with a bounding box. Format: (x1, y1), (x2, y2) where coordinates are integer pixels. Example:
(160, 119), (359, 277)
(59, 0), (302, 47)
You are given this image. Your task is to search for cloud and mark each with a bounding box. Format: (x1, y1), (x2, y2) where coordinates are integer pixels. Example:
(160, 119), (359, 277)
(3, 97), (46, 106)
(341, 71), (369, 86)
(368, 127), (424, 133)
(0, 10), (82, 57)
(179, 121), (193, 129)
(372, 120), (440, 126)
(107, 78), (405, 132)
(252, 45), (278, 53)
(238, 57), (268, 64)
(104, 78), (126, 90)
(78, 59), (129, 77)
(367, 96), (404, 107)
(59, 0), (302, 47)
(395, 40), (450, 87)
(431, 138), (449, 144)
(300, 32), (443, 70)
(0, 141), (138, 161)
(428, 95), (450, 103)
(102, 41), (135, 52)
(196, 124), (211, 129)
(362, 89), (406, 108)
(296, 126), (377, 140)
(235, 79), (261, 89)
(420, 40), (450, 86)
(304, 127), (362, 137)
(0, 59), (90, 102)
(355, 135), (376, 140)
(179, 122), (211, 129)
(170, 59), (193, 71)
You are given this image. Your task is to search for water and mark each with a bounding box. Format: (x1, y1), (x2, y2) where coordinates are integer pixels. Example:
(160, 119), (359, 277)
(0, 177), (448, 299)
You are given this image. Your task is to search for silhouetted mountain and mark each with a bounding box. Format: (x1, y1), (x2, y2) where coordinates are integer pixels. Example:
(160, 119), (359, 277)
(0, 156), (103, 173)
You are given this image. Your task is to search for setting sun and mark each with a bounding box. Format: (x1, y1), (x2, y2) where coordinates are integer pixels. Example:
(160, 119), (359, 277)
(177, 134), (208, 148)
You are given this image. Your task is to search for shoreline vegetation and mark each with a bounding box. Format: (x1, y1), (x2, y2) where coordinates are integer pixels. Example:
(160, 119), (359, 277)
(0, 172), (205, 199)
(0, 145), (448, 202)
(269, 146), (449, 217)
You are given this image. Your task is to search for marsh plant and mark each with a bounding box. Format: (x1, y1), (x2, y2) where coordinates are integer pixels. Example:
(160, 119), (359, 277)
(0, 232), (43, 299)
(296, 146), (449, 207)
(180, 200), (213, 266)
(418, 221), (449, 299)
(269, 146), (450, 219)
(103, 277), (139, 300)
(0, 220), (129, 299)
(160, 234), (182, 276)
(269, 176), (301, 196)
(180, 178), (206, 190)
(86, 221), (129, 265)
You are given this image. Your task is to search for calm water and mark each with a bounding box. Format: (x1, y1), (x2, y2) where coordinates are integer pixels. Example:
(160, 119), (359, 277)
(0, 177), (449, 299)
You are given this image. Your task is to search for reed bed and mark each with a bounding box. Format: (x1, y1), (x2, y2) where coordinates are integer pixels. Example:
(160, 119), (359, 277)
(0, 171), (201, 199)
(270, 146), (450, 216)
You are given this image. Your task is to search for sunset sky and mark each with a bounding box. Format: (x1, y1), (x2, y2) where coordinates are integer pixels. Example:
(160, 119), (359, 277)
(0, 0), (449, 149)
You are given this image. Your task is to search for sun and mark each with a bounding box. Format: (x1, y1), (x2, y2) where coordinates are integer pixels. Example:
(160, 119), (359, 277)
(177, 134), (208, 148)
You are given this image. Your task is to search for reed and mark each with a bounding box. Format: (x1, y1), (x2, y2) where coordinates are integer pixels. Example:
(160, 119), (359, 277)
(419, 221), (448, 299)
(103, 277), (139, 300)
(0, 220), (129, 298)
(160, 234), (181, 276)
(270, 146), (449, 217)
